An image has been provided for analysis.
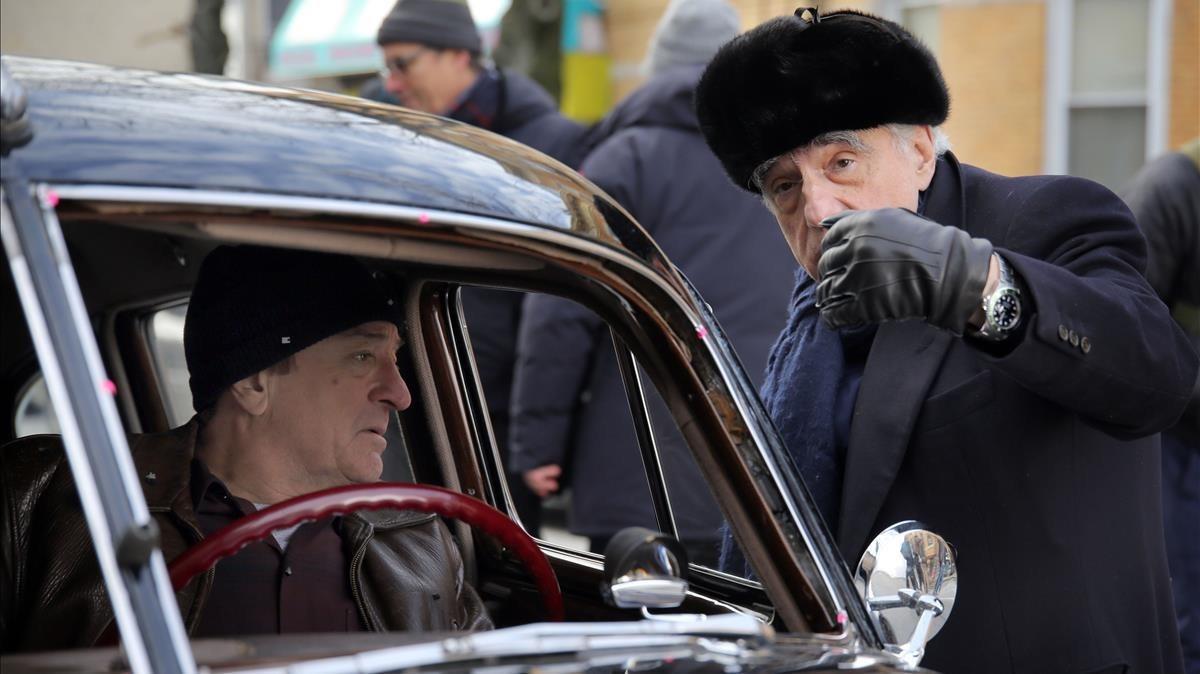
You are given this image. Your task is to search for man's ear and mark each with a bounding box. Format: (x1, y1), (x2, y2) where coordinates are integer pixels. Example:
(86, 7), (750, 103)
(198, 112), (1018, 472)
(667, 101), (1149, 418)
(229, 370), (271, 417)
(910, 125), (938, 190)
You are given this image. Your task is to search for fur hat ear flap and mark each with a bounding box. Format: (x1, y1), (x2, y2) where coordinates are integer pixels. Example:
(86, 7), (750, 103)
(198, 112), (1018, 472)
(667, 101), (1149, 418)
(694, 9), (949, 193)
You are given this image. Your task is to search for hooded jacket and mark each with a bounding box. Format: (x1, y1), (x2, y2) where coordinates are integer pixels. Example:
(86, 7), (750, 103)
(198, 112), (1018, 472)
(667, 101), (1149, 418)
(0, 422), (491, 652)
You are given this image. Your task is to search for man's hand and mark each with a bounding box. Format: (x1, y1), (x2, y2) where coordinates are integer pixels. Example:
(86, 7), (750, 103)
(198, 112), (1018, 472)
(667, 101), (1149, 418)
(523, 464), (562, 498)
(816, 208), (993, 334)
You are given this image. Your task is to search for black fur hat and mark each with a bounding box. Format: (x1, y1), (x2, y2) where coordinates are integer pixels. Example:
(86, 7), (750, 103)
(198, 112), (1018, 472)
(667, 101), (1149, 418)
(695, 9), (950, 193)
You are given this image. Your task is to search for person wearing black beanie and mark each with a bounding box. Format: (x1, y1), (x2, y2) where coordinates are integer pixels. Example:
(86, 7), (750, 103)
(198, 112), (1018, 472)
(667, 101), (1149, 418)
(180, 245), (491, 636)
(694, 8), (1195, 673)
(374, 0), (587, 167)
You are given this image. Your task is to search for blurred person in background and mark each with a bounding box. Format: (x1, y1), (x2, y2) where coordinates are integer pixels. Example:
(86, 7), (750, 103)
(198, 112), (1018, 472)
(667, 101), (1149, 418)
(376, 0), (587, 166)
(508, 0), (794, 566)
(1121, 138), (1200, 673)
(377, 0), (593, 535)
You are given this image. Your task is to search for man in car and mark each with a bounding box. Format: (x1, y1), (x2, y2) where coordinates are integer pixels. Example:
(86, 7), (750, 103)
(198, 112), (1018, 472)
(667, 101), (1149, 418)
(693, 9), (1196, 673)
(0, 245), (491, 653)
(375, 0), (592, 535)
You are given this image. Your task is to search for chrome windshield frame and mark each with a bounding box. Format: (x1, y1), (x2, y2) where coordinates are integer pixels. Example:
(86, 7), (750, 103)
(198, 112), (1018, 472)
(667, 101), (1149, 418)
(0, 176), (195, 674)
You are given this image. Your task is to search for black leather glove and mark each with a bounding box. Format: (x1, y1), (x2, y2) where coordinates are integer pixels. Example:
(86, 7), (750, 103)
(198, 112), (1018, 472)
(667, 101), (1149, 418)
(816, 208), (994, 334)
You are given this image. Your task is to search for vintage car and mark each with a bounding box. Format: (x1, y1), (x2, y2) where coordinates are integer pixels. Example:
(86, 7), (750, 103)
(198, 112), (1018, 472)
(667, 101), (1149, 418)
(0, 57), (957, 673)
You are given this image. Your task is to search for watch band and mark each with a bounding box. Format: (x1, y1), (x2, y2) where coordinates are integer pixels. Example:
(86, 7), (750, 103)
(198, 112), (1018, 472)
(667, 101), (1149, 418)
(973, 253), (1022, 341)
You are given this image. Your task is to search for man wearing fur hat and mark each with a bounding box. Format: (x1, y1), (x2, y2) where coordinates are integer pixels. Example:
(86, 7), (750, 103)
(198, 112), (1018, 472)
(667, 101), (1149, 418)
(694, 9), (1196, 673)
(1, 246), (490, 652)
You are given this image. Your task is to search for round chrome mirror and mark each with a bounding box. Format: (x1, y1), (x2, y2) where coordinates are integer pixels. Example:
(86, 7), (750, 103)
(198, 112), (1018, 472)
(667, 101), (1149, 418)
(855, 520), (957, 667)
(602, 527), (689, 610)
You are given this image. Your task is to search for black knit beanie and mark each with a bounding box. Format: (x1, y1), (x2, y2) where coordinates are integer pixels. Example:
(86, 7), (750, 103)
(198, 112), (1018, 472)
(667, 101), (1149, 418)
(184, 245), (402, 412)
(695, 8), (950, 193)
(376, 0), (482, 54)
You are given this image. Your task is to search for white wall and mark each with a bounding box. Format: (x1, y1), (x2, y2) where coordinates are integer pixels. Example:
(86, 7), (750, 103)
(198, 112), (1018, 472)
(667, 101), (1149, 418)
(1, 0), (193, 72)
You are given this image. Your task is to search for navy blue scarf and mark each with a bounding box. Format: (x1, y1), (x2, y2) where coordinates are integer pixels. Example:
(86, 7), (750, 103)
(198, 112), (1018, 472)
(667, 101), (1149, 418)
(719, 268), (863, 575)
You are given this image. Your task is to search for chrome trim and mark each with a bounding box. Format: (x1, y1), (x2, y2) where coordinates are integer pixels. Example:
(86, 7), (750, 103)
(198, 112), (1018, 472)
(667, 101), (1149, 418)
(610, 330), (678, 539)
(233, 614), (773, 674)
(1, 184), (194, 673)
(685, 292), (852, 625)
(47, 183), (696, 316)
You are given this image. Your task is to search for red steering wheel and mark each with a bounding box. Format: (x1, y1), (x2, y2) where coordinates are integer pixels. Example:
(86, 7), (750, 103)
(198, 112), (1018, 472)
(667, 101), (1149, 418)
(168, 482), (563, 621)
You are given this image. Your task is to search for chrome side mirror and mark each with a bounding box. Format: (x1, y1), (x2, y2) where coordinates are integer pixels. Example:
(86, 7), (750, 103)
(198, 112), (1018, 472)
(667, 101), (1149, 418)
(855, 521), (957, 668)
(602, 527), (689, 610)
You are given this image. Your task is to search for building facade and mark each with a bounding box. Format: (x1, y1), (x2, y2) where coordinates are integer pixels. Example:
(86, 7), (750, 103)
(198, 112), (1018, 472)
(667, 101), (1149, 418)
(606, 0), (1200, 190)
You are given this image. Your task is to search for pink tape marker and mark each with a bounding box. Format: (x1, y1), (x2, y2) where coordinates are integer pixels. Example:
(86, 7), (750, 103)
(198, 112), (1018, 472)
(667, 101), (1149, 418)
(836, 610), (848, 625)
(695, 325), (708, 339)
(417, 213), (431, 224)
(102, 379), (117, 395)
(46, 190), (60, 208)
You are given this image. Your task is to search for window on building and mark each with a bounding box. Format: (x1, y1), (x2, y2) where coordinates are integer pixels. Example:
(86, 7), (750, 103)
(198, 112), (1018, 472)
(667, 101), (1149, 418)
(1047, 0), (1169, 189)
(880, 0), (941, 59)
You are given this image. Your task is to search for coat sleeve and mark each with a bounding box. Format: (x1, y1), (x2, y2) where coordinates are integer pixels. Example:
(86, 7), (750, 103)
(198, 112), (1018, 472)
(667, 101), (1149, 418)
(0, 436), (70, 652)
(1119, 152), (1200, 300)
(507, 293), (605, 475)
(977, 175), (1198, 437)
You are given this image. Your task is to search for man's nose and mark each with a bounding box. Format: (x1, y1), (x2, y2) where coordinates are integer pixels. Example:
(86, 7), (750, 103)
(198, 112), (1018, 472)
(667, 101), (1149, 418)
(383, 72), (406, 95)
(374, 363), (413, 412)
(802, 180), (847, 228)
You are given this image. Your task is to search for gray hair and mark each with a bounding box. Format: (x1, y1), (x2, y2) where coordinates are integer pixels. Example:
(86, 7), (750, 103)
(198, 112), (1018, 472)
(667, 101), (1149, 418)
(749, 130), (870, 192)
(886, 124), (952, 157)
(750, 125), (951, 205)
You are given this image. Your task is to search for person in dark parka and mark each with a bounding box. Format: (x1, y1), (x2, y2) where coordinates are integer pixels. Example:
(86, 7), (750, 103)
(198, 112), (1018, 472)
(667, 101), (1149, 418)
(693, 9), (1197, 673)
(508, 0), (795, 566)
(1121, 140), (1200, 673)
(377, 0), (592, 533)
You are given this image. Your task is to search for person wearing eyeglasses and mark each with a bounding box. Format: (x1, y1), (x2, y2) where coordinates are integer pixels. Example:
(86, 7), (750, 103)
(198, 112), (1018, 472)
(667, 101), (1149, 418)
(376, 0), (588, 169)
(692, 8), (1196, 674)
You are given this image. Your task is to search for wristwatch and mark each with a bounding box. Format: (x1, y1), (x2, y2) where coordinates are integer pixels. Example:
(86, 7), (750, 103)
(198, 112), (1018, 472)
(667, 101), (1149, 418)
(973, 253), (1022, 341)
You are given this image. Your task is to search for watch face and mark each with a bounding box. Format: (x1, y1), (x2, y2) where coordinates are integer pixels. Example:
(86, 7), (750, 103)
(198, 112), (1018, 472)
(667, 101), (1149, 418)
(991, 291), (1021, 330)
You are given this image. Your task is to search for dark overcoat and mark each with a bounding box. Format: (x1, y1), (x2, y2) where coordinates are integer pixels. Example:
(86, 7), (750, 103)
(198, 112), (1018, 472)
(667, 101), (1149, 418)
(842, 153), (1196, 673)
(508, 66), (795, 543)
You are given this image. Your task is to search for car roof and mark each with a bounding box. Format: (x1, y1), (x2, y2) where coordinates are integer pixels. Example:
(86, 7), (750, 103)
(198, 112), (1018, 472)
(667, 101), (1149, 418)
(3, 57), (655, 261)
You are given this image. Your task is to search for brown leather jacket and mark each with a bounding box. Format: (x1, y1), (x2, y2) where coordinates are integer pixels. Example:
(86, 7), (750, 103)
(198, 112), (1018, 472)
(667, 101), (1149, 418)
(0, 422), (491, 653)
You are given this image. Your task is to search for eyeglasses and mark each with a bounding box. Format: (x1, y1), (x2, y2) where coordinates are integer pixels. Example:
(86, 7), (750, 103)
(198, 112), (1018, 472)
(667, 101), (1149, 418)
(380, 48), (430, 77)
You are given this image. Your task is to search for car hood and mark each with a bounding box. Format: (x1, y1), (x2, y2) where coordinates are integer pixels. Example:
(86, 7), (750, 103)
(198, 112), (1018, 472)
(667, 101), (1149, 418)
(0, 615), (916, 673)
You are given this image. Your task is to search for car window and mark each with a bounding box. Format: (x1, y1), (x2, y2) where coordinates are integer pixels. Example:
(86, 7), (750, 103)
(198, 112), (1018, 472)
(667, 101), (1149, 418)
(462, 288), (748, 575)
(13, 373), (60, 438)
